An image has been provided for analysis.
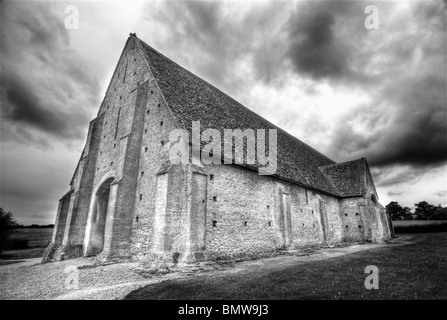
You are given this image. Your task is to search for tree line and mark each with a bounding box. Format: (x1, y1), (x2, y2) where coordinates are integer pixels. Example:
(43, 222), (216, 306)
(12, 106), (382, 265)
(386, 201), (447, 221)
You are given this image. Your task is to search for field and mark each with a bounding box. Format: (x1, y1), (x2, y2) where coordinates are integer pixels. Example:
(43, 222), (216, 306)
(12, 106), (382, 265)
(1, 228), (53, 260)
(8, 228), (54, 248)
(393, 220), (447, 234)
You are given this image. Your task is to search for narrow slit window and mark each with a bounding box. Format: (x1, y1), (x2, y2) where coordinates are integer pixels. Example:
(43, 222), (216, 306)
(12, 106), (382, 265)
(212, 221), (217, 227)
(115, 108), (121, 140)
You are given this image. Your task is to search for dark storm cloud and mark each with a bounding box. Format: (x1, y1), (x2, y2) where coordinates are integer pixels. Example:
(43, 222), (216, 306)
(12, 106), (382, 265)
(370, 166), (427, 188)
(2, 73), (73, 135)
(142, 0), (290, 89)
(0, 1), (100, 143)
(284, 0), (372, 82)
(325, 0), (446, 169)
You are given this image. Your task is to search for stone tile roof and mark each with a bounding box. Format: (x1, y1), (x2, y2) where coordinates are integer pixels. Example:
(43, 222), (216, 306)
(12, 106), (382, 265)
(136, 37), (365, 197)
(319, 159), (367, 197)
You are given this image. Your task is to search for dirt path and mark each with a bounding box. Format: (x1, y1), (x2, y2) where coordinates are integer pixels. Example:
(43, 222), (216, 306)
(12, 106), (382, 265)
(0, 235), (417, 300)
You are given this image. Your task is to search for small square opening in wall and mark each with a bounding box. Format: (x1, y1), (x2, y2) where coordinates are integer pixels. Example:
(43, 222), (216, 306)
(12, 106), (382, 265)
(346, 225), (349, 228)
(157, 103), (161, 107)
(135, 216), (139, 223)
(114, 143), (116, 148)
(345, 213), (348, 216)
(267, 205), (270, 209)
(139, 194), (143, 200)
(358, 225), (362, 228)
(151, 90), (154, 95)
(244, 221), (248, 227)
(145, 147), (148, 152)
(213, 196), (217, 202)
(268, 221), (272, 227)
(356, 212), (359, 216)
(212, 220), (217, 227)
(160, 121), (163, 126)
(141, 171), (144, 177)
(160, 140), (164, 146)
(146, 109), (150, 114)
(145, 129), (147, 133)
(137, 82), (140, 86)
(110, 162), (114, 166)
(210, 174), (214, 181)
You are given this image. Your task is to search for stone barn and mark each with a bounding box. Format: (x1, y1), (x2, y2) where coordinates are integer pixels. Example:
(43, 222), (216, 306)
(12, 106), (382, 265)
(43, 34), (394, 264)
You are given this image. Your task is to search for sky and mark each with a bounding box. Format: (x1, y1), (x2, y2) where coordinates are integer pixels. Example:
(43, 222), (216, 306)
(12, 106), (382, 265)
(0, 0), (446, 225)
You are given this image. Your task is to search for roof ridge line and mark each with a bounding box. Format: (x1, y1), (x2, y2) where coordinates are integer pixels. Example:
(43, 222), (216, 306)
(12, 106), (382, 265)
(320, 158), (365, 168)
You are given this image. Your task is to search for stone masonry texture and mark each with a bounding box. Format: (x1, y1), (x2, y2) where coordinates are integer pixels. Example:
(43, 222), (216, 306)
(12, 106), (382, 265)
(42, 34), (393, 264)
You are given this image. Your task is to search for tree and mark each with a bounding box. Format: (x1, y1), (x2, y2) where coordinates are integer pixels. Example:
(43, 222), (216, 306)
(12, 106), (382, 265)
(386, 201), (413, 221)
(0, 208), (18, 252)
(432, 205), (447, 220)
(414, 201), (436, 220)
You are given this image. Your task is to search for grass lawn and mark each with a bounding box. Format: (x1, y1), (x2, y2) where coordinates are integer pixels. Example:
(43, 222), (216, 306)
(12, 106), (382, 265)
(124, 233), (447, 300)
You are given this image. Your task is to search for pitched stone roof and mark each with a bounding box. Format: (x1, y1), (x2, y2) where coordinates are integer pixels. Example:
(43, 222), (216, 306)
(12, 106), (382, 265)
(319, 159), (367, 197)
(135, 36), (366, 197)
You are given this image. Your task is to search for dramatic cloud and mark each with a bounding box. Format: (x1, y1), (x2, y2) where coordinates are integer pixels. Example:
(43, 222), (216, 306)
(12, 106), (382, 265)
(0, 1), (100, 144)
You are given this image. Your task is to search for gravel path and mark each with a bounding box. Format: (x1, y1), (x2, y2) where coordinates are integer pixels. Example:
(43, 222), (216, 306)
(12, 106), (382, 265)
(0, 236), (414, 300)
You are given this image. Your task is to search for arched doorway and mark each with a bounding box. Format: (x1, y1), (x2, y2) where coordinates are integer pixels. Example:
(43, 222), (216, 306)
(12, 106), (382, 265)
(86, 177), (114, 256)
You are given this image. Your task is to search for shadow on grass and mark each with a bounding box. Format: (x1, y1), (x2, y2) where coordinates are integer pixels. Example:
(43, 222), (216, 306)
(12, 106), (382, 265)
(124, 233), (447, 300)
